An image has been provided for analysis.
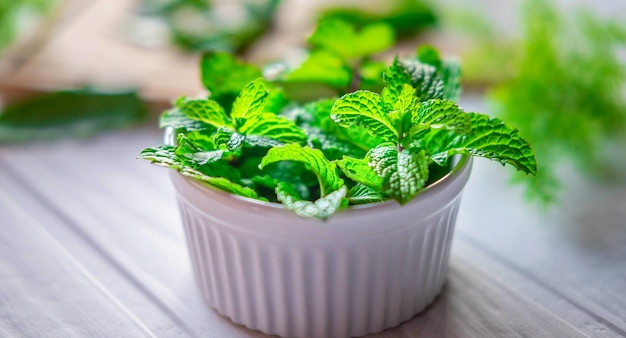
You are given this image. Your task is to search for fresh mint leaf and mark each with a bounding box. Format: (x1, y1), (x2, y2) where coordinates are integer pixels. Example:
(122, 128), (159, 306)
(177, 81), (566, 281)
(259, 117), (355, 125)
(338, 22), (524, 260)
(260, 143), (344, 197)
(176, 134), (227, 166)
(330, 90), (398, 143)
(382, 58), (414, 104)
(137, 145), (182, 169)
(348, 184), (385, 205)
(416, 46), (462, 101)
(276, 183), (347, 220)
(309, 19), (395, 59)
(230, 78), (268, 123)
(430, 113), (537, 175)
(178, 97), (231, 128)
(214, 127), (245, 151)
(399, 60), (444, 101)
(336, 156), (383, 192)
(440, 60), (462, 101)
(369, 145), (430, 204)
(306, 99), (381, 151)
(200, 52), (262, 107)
(138, 144), (263, 200)
(409, 99), (471, 141)
(159, 107), (214, 133)
(285, 50), (353, 91)
(240, 113), (307, 145)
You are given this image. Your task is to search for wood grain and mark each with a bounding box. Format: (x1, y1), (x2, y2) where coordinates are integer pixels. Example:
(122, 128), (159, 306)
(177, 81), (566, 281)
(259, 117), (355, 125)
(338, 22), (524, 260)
(1, 125), (624, 337)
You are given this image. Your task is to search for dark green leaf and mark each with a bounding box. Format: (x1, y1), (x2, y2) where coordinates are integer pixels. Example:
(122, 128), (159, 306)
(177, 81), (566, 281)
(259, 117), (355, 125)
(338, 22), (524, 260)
(260, 143), (344, 197)
(159, 107), (214, 133)
(0, 90), (146, 143)
(348, 184), (385, 205)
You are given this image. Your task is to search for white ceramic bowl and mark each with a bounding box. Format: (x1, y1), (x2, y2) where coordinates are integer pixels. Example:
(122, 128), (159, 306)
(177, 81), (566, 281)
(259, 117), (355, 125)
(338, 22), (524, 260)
(170, 155), (472, 338)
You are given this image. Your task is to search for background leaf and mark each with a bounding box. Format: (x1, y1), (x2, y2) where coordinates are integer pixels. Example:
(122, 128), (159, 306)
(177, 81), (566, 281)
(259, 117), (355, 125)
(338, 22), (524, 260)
(0, 89), (146, 143)
(200, 52), (262, 108)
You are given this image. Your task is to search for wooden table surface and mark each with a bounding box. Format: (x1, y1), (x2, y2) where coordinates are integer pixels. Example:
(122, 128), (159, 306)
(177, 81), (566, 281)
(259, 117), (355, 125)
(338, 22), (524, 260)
(1, 0), (626, 337)
(1, 95), (625, 337)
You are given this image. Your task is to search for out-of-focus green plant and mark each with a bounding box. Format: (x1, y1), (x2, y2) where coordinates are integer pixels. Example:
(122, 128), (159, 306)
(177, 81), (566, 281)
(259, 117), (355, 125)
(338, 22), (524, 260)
(0, 0), (56, 52)
(267, 18), (396, 101)
(459, 0), (626, 204)
(0, 89), (147, 143)
(138, 0), (281, 53)
(318, 0), (437, 39)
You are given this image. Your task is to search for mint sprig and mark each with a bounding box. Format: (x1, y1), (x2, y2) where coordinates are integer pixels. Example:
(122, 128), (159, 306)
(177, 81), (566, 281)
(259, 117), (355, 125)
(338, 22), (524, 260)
(139, 21), (537, 220)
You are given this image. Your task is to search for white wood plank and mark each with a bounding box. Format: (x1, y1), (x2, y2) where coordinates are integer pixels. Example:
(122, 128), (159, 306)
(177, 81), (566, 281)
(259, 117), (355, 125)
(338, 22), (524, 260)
(454, 97), (626, 336)
(0, 170), (156, 337)
(0, 129), (267, 337)
(1, 125), (620, 337)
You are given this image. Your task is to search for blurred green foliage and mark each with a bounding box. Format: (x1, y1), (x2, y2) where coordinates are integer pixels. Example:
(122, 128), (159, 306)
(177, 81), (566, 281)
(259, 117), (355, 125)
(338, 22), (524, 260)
(0, 0), (55, 52)
(138, 0), (281, 53)
(318, 0), (437, 39)
(0, 89), (147, 143)
(462, 0), (626, 204)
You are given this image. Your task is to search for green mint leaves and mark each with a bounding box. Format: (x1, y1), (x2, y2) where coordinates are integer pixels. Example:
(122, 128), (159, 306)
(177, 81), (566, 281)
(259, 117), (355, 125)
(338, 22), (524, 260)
(309, 19), (395, 60)
(139, 27), (537, 220)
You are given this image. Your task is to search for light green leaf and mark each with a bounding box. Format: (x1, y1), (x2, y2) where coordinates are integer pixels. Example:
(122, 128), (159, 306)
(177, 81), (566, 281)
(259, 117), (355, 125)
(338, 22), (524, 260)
(369, 145), (430, 204)
(409, 99), (471, 140)
(200, 52), (262, 104)
(348, 184), (385, 205)
(285, 50), (352, 90)
(382, 58), (413, 106)
(260, 143), (344, 197)
(431, 113), (537, 175)
(276, 183), (347, 220)
(178, 98), (231, 128)
(399, 60), (444, 101)
(159, 107), (214, 132)
(309, 19), (395, 59)
(336, 156), (383, 191)
(330, 90), (398, 143)
(137, 145), (182, 169)
(230, 78), (268, 122)
(240, 113), (308, 144)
